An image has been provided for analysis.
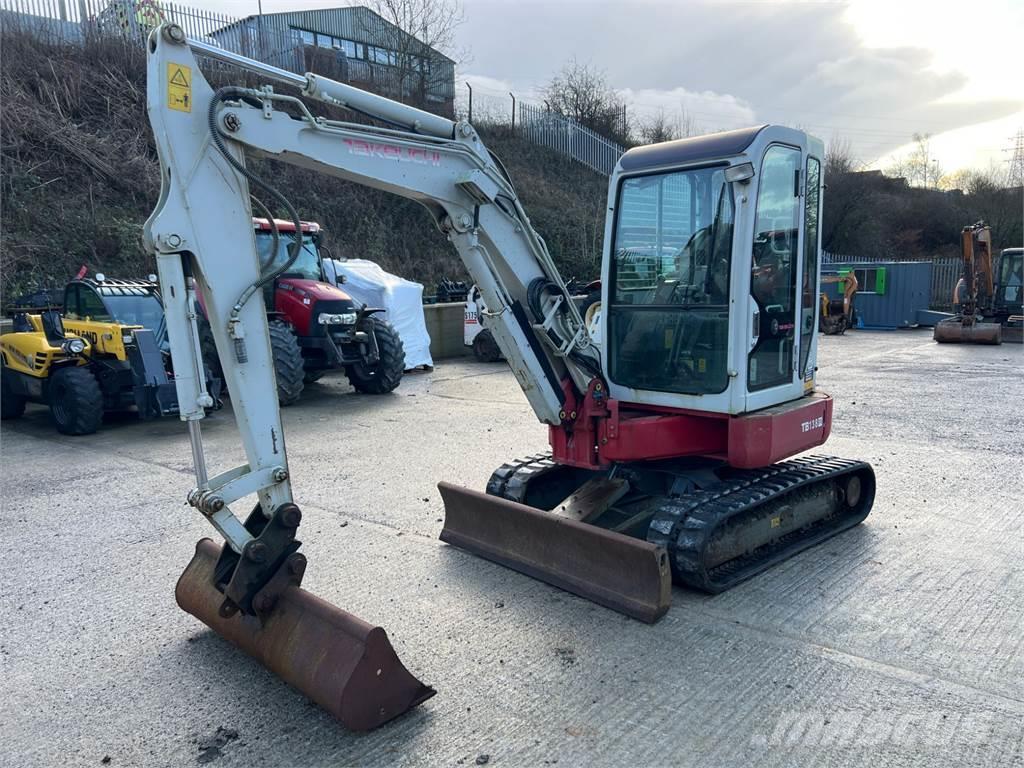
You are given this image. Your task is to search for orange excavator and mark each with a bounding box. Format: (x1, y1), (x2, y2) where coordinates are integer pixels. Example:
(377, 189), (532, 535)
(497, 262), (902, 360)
(935, 222), (1024, 344)
(819, 271), (859, 334)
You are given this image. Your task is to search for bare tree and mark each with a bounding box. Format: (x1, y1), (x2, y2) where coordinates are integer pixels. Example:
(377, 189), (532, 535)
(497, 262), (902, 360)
(543, 58), (629, 144)
(637, 107), (698, 144)
(359, 0), (465, 111)
(825, 137), (858, 176)
(887, 133), (943, 188)
(638, 109), (676, 144)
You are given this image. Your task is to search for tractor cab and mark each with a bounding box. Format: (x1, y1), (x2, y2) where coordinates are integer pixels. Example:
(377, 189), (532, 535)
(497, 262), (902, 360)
(238, 218), (404, 403)
(251, 218), (359, 337)
(253, 218), (327, 283)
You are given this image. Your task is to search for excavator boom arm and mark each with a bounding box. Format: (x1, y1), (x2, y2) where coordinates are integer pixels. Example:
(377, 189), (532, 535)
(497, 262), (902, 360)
(144, 27), (596, 559)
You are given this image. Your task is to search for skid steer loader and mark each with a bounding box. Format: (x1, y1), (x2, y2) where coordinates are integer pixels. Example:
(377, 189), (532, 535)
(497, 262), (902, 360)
(143, 26), (876, 731)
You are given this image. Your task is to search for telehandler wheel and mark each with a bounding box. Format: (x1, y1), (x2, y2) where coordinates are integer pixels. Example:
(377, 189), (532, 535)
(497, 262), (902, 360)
(346, 316), (405, 394)
(1, 368), (26, 420)
(48, 366), (103, 435)
(269, 320), (305, 406)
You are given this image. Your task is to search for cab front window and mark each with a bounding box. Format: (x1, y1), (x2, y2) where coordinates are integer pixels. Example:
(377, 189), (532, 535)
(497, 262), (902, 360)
(607, 165), (734, 395)
(255, 231), (322, 282)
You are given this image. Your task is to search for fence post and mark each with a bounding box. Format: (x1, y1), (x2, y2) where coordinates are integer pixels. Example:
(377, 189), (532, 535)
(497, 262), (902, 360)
(509, 91), (515, 132)
(466, 82), (472, 123)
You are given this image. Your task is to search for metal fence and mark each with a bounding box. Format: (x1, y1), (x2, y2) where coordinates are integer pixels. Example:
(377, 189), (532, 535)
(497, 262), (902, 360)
(454, 87), (625, 176)
(519, 101), (623, 176)
(929, 256), (961, 311)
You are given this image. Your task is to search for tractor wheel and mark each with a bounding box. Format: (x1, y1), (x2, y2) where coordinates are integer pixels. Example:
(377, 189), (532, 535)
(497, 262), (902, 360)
(346, 317), (405, 394)
(269, 320), (305, 406)
(48, 366), (104, 435)
(1, 368), (26, 421)
(471, 328), (502, 363)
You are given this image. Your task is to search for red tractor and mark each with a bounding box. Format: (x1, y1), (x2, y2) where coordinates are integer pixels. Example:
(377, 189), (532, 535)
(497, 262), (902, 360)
(200, 219), (405, 404)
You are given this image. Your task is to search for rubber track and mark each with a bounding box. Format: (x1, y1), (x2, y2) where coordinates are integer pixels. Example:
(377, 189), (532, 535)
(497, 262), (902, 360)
(488, 453), (874, 595)
(485, 453), (564, 502)
(646, 454), (873, 593)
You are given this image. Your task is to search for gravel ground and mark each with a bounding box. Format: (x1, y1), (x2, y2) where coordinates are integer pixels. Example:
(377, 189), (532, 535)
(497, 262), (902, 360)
(2, 329), (1022, 767)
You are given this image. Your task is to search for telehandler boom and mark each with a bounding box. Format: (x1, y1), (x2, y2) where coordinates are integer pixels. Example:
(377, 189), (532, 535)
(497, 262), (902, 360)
(145, 25), (875, 730)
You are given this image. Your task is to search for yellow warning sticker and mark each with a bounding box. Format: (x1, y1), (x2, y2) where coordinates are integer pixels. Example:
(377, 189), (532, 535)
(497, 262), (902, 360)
(770, 516), (781, 528)
(167, 63), (191, 112)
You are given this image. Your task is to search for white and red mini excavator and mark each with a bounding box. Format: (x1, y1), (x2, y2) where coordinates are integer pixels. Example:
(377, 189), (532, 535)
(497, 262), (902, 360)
(144, 25), (876, 731)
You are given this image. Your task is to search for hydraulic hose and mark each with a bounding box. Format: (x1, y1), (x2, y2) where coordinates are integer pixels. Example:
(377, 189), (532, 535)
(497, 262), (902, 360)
(206, 88), (303, 322)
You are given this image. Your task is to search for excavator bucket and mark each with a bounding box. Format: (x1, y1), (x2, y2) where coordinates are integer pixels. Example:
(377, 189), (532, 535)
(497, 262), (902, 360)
(438, 482), (672, 623)
(933, 318), (1002, 344)
(176, 539), (435, 731)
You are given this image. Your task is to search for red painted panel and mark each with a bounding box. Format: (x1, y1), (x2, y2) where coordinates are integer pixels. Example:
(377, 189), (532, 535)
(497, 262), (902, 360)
(600, 411), (727, 463)
(548, 383), (833, 471)
(727, 392), (832, 468)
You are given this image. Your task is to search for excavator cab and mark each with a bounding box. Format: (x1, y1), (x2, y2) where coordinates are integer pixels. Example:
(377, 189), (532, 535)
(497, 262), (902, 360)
(602, 129), (824, 414)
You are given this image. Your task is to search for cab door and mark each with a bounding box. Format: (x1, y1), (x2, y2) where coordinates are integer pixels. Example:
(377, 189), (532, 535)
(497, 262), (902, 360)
(745, 143), (805, 411)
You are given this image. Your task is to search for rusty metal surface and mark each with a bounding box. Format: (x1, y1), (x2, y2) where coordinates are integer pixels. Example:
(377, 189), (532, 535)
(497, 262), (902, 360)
(438, 481), (672, 623)
(175, 539), (435, 731)
(933, 318), (1002, 344)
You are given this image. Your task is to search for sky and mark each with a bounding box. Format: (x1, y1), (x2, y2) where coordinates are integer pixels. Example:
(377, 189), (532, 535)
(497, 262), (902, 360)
(205, 0), (1023, 174)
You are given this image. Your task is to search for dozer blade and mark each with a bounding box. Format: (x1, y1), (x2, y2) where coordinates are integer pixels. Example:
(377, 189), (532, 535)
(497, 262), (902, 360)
(934, 318), (1001, 344)
(438, 482), (672, 623)
(176, 539), (435, 731)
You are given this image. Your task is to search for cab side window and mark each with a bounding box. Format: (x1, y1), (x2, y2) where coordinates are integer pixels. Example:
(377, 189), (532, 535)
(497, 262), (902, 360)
(63, 285), (82, 319)
(749, 145), (801, 391)
(79, 287), (112, 321)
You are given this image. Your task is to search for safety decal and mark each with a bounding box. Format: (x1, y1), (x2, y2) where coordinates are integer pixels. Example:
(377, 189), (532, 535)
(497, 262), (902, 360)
(168, 63), (192, 112)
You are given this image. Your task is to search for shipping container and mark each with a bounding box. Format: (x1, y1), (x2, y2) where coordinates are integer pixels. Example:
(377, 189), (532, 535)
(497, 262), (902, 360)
(822, 261), (933, 329)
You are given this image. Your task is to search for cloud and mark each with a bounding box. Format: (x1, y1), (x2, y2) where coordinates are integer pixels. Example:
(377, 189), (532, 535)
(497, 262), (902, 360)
(618, 87), (756, 134)
(458, 0), (1023, 167)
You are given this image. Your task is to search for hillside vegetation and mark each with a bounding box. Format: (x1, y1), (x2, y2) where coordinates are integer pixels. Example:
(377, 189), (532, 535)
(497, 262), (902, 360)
(0, 30), (607, 302)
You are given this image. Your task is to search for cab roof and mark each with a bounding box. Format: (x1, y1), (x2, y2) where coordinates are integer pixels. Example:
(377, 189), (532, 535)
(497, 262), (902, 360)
(618, 125), (768, 173)
(72, 277), (158, 296)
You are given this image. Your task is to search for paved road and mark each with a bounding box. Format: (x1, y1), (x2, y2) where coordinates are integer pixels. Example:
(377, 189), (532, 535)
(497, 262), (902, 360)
(2, 330), (1022, 767)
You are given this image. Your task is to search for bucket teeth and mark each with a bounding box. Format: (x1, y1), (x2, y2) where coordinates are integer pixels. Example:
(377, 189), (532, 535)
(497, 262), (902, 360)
(176, 539), (435, 731)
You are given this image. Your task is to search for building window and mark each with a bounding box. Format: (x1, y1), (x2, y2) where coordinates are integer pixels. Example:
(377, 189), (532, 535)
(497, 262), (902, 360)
(847, 267), (886, 294)
(336, 38), (356, 57)
(296, 28), (314, 46)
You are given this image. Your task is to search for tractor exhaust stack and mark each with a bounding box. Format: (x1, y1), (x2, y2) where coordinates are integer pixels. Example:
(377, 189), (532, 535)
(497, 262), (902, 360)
(176, 539), (435, 731)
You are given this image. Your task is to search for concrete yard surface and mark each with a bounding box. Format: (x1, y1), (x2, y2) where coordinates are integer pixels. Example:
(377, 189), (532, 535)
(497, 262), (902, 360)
(2, 329), (1022, 767)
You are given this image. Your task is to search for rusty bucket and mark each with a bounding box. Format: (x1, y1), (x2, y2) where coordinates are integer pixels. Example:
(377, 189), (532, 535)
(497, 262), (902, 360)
(176, 539), (435, 731)
(438, 482), (672, 623)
